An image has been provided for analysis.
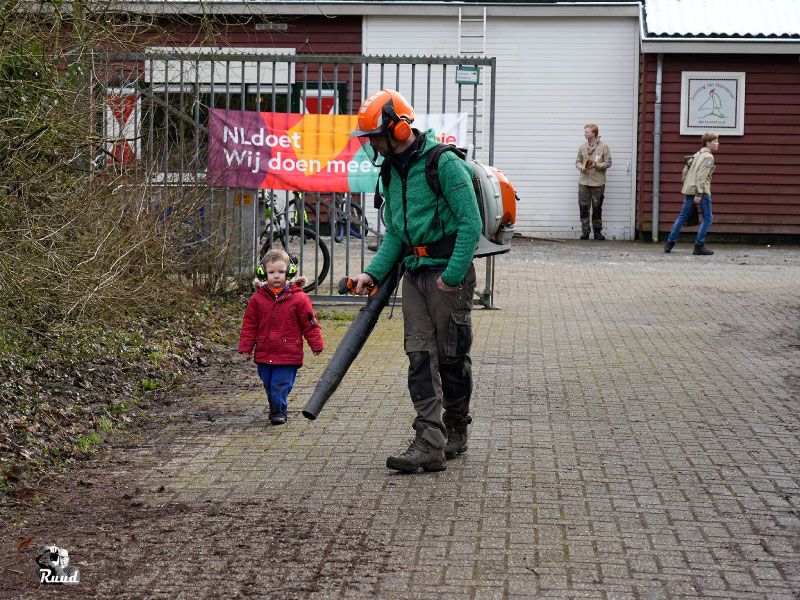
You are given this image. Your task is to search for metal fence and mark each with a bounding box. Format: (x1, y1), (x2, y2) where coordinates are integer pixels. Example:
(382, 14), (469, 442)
(92, 51), (497, 303)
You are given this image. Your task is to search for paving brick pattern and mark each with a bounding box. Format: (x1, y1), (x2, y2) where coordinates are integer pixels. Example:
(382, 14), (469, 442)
(139, 240), (799, 598)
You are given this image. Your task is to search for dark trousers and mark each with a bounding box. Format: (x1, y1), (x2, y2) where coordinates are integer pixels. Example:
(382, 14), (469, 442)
(401, 265), (476, 448)
(578, 184), (605, 234)
(256, 363), (298, 419)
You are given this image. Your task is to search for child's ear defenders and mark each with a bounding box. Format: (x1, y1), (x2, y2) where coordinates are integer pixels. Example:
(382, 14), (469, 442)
(256, 257), (299, 280)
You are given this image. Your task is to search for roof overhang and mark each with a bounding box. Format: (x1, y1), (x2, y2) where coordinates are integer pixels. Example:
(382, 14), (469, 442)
(64, 1), (641, 18)
(640, 39), (800, 55)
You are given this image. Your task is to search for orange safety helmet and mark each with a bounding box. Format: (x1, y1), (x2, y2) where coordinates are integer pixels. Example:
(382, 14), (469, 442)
(350, 89), (415, 142)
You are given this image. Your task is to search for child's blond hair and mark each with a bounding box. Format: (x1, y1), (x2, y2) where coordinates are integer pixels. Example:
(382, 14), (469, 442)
(262, 248), (290, 267)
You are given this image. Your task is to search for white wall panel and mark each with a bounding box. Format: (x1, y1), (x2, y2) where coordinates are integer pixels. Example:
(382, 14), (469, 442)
(487, 18), (638, 239)
(363, 15), (639, 239)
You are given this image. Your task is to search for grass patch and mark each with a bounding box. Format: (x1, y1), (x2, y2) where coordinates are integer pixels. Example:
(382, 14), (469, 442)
(140, 378), (160, 392)
(75, 431), (103, 454)
(317, 308), (358, 322)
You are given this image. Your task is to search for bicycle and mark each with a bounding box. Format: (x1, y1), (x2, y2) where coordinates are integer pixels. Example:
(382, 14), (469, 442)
(258, 191), (330, 293)
(331, 193), (369, 243)
(296, 192), (369, 244)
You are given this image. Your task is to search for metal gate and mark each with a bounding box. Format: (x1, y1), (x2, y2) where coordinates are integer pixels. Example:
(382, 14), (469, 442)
(93, 51), (498, 304)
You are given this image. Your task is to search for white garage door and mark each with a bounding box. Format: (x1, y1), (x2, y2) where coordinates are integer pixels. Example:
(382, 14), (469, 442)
(364, 15), (639, 240)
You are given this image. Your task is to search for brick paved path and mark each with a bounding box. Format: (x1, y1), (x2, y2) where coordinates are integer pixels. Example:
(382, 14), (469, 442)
(17, 240), (800, 599)
(128, 239), (800, 599)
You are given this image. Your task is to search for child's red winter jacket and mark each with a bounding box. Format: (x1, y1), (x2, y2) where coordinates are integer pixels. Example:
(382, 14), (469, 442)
(238, 283), (324, 365)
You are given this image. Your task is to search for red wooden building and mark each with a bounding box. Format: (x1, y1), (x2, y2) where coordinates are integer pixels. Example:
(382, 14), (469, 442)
(637, 0), (800, 241)
(152, 15), (361, 54)
(149, 14), (363, 112)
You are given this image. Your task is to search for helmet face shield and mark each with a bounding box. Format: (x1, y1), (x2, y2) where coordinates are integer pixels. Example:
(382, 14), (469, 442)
(349, 111), (386, 138)
(349, 124), (385, 138)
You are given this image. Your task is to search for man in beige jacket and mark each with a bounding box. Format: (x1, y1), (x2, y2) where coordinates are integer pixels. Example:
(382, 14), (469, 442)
(575, 123), (612, 240)
(664, 132), (720, 256)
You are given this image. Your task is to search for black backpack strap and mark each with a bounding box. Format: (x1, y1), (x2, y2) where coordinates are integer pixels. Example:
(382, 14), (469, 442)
(424, 144), (466, 198)
(374, 159), (393, 210)
(425, 144), (467, 238)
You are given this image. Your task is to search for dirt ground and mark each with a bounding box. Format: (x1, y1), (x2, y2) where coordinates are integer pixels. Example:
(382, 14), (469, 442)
(0, 347), (393, 599)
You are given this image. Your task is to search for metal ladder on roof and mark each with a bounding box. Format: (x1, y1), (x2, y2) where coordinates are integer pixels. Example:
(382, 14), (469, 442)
(458, 6), (487, 161)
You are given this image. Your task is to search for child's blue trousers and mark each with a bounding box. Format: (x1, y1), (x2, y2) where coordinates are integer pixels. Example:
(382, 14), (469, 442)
(256, 364), (299, 420)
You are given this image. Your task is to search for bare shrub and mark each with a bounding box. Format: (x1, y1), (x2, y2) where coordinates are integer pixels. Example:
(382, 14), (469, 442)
(0, 2), (237, 340)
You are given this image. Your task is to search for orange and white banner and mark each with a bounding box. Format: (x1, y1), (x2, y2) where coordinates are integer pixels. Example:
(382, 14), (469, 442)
(207, 109), (467, 192)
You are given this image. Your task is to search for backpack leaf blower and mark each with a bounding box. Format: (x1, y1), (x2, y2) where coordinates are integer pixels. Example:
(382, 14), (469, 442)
(302, 264), (403, 420)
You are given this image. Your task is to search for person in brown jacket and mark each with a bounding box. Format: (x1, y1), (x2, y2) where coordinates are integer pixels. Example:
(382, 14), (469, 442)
(575, 123), (612, 240)
(664, 132), (720, 256)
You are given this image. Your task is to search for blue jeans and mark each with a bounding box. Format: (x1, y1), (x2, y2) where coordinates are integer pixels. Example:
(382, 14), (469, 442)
(256, 364), (298, 419)
(668, 195), (713, 245)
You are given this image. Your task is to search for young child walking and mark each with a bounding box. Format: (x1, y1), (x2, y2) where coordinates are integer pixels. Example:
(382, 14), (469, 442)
(239, 249), (324, 425)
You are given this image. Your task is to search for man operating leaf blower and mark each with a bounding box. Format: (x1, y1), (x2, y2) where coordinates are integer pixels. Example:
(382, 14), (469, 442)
(348, 89), (483, 473)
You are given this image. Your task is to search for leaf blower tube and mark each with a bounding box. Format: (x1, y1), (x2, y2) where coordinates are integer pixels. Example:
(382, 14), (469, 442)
(302, 264), (403, 420)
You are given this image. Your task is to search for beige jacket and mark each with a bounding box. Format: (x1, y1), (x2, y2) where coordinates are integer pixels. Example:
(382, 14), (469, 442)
(575, 140), (612, 186)
(681, 148), (715, 196)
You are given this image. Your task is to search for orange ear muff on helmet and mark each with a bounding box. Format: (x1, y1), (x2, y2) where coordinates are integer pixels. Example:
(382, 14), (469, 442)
(382, 102), (412, 142)
(393, 117), (413, 142)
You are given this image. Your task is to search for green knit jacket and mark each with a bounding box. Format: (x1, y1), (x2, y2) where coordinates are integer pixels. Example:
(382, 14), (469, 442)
(365, 130), (482, 287)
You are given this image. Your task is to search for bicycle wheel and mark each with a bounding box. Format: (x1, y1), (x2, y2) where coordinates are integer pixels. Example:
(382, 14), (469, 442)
(350, 202), (368, 238)
(333, 199), (368, 242)
(333, 221), (345, 244)
(260, 226), (330, 293)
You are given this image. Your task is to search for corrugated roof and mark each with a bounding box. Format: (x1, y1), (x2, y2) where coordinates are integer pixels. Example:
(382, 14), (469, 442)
(644, 0), (800, 38)
(124, 0), (640, 3)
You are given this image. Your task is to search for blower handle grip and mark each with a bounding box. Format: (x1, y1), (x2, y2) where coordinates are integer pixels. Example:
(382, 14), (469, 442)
(337, 276), (377, 297)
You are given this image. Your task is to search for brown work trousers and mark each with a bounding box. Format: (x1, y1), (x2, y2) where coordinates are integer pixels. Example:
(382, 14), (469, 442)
(401, 264), (476, 449)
